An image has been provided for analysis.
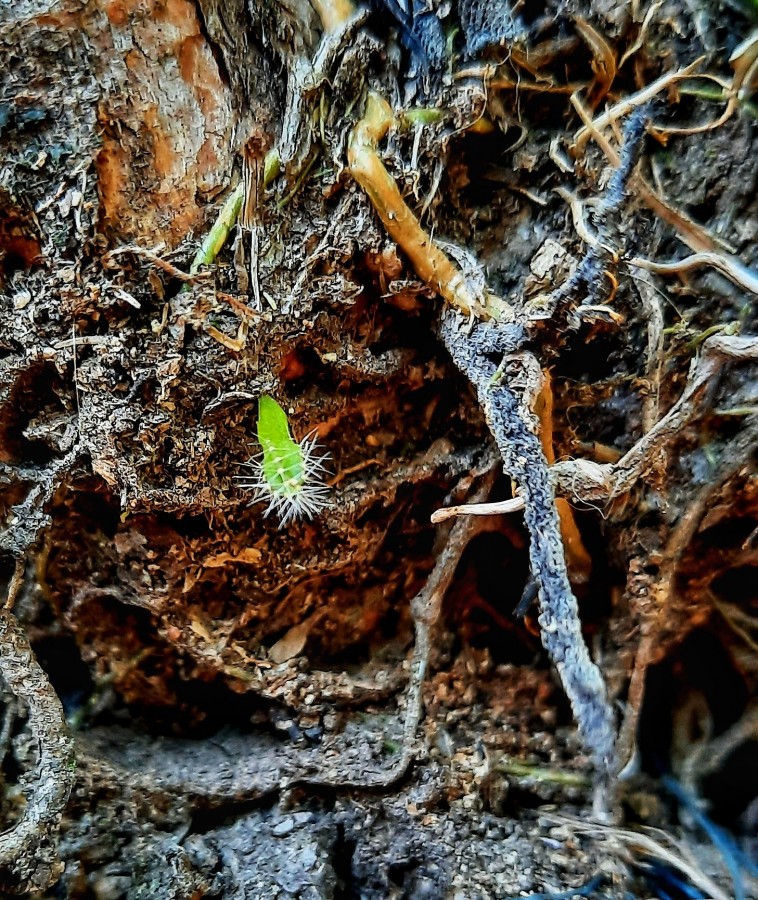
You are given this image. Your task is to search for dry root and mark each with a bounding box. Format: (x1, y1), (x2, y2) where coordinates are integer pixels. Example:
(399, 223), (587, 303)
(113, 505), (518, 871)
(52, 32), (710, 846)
(550, 335), (758, 506)
(348, 93), (495, 320)
(439, 313), (617, 792)
(544, 812), (736, 900)
(0, 610), (75, 894)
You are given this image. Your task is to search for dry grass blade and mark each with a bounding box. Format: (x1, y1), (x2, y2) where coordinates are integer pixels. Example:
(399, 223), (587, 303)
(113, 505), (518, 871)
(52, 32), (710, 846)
(574, 16), (617, 106)
(619, 0), (664, 68)
(543, 814), (733, 900)
(635, 180), (733, 253)
(573, 58), (704, 151)
(630, 251), (758, 296)
(619, 831), (732, 900)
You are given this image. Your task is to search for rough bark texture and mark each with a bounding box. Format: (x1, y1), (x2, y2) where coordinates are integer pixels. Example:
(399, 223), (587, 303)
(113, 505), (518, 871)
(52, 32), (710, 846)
(1, 0), (758, 897)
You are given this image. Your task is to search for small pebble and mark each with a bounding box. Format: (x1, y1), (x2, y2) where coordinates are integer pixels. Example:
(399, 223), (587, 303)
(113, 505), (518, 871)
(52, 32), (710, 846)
(13, 290), (32, 310)
(272, 817), (296, 837)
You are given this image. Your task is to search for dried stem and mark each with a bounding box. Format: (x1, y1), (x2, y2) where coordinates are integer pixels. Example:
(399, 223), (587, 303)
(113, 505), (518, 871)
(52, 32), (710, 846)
(630, 252), (758, 297)
(431, 496), (525, 523)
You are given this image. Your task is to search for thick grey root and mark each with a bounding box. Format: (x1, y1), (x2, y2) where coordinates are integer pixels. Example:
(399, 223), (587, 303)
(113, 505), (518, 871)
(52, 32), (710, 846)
(439, 312), (616, 774)
(549, 105), (651, 323)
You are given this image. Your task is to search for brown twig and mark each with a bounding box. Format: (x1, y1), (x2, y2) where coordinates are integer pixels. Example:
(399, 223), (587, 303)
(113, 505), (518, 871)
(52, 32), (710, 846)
(551, 335), (758, 504)
(106, 245), (207, 284)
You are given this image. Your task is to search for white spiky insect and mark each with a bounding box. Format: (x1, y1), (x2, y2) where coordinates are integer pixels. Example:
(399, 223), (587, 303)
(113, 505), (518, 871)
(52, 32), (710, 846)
(238, 395), (331, 527)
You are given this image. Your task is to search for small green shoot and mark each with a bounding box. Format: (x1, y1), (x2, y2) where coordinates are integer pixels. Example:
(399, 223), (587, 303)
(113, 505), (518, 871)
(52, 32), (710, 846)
(238, 396), (330, 527)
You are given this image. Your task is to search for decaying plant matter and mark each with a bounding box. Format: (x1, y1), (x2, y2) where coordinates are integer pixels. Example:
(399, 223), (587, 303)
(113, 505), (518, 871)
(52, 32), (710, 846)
(1, 0), (758, 895)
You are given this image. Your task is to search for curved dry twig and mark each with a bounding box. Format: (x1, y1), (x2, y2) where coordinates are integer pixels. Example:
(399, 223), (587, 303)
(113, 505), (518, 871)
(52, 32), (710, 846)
(629, 252), (758, 297)
(430, 496), (525, 523)
(550, 334), (758, 505)
(572, 58), (704, 151)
